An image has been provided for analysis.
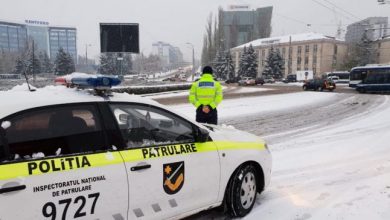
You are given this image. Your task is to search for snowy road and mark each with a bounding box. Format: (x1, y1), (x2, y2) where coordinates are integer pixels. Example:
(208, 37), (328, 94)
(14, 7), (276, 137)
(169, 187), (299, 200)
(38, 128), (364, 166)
(172, 92), (390, 220)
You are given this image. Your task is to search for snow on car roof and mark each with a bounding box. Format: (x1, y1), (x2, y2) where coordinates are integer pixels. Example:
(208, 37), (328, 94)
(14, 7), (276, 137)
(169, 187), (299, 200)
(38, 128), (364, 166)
(0, 84), (159, 118)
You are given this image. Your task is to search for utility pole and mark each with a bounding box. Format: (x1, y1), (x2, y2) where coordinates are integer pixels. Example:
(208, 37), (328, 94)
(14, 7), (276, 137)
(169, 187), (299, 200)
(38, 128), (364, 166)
(186, 42), (195, 80)
(117, 53), (124, 75)
(85, 44), (92, 65)
(32, 40), (35, 81)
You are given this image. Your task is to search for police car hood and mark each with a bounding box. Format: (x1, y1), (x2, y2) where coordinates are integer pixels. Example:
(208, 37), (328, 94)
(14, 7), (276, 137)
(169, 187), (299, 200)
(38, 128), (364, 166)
(204, 123), (265, 143)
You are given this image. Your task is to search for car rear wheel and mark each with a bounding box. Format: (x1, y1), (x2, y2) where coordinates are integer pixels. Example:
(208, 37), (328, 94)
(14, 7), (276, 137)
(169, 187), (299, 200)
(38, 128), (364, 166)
(225, 164), (257, 217)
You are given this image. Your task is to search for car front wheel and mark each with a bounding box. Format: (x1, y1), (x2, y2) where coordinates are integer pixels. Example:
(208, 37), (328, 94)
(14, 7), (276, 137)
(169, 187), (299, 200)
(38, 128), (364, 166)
(225, 164), (257, 217)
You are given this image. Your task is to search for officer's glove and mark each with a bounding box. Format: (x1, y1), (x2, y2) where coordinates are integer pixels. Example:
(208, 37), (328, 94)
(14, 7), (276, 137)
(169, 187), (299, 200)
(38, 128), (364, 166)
(202, 105), (210, 114)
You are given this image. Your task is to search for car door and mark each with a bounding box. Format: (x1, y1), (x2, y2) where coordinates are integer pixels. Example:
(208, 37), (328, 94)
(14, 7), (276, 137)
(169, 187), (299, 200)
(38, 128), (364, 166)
(0, 104), (128, 220)
(109, 103), (220, 220)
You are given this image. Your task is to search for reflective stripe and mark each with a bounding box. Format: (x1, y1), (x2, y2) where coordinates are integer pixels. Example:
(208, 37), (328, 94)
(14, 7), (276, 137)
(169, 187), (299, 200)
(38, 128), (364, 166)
(197, 95), (214, 99)
(0, 141), (265, 180)
(0, 152), (123, 180)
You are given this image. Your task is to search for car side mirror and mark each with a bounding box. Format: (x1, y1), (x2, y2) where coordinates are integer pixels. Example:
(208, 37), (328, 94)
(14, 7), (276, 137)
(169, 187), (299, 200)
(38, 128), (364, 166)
(1, 121), (11, 130)
(118, 114), (129, 124)
(196, 127), (210, 143)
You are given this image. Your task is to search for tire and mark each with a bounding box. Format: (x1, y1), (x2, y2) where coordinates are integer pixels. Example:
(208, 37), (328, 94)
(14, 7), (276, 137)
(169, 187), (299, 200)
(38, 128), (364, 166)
(225, 164), (258, 217)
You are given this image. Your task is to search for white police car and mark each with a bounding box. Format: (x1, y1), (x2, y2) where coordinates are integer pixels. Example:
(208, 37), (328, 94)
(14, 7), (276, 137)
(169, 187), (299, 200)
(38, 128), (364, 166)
(0, 75), (272, 220)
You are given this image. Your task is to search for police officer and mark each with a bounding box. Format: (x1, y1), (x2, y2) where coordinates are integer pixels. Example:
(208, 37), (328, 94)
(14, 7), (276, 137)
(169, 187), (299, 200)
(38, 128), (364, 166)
(189, 66), (223, 125)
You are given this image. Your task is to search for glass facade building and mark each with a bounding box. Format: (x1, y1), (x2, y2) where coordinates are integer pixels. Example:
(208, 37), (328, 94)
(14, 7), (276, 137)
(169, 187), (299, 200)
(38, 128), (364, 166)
(49, 27), (77, 61)
(26, 25), (49, 54)
(0, 21), (27, 52)
(0, 20), (77, 62)
(221, 6), (273, 49)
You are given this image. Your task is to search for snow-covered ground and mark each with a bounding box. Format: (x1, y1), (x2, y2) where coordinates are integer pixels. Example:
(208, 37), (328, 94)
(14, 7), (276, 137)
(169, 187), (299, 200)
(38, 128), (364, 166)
(171, 92), (336, 120)
(144, 85), (272, 99)
(176, 92), (390, 220)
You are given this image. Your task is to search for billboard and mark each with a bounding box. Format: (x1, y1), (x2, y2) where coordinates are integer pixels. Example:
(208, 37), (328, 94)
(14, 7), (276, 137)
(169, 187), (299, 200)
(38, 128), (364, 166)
(100, 23), (139, 53)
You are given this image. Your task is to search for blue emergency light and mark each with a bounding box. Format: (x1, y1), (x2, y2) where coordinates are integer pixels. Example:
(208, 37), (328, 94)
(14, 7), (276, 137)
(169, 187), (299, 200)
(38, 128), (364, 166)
(71, 76), (121, 89)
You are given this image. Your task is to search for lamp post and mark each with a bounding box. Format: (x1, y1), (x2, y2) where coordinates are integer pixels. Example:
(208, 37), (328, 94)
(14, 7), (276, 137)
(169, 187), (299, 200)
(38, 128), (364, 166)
(85, 44), (92, 65)
(186, 42), (195, 80)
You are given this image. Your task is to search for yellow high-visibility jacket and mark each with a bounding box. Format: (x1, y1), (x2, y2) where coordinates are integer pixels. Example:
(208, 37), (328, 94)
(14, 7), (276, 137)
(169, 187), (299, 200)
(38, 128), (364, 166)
(189, 74), (223, 109)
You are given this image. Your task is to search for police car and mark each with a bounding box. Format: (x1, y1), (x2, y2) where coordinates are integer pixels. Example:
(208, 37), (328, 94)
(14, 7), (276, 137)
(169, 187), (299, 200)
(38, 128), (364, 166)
(0, 75), (272, 220)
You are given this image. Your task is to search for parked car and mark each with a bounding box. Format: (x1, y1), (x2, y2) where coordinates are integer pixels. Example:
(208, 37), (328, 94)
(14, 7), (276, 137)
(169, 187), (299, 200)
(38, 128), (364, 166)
(303, 78), (336, 91)
(263, 77), (275, 84)
(328, 76), (340, 83)
(225, 77), (241, 84)
(238, 77), (256, 86)
(255, 78), (265, 85)
(285, 74), (297, 83)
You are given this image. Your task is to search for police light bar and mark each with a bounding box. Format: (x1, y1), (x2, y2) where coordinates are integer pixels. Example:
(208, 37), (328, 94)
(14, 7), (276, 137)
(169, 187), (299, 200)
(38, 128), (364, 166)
(71, 75), (121, 89)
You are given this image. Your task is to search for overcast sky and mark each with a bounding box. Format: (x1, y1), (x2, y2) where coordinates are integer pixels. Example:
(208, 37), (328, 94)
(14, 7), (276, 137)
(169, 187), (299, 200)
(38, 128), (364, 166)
(1, 0), (389, 61)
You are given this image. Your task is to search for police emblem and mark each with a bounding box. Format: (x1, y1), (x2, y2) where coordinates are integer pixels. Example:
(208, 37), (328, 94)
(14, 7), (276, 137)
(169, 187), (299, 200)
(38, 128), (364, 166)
(163, 161), (185, 194)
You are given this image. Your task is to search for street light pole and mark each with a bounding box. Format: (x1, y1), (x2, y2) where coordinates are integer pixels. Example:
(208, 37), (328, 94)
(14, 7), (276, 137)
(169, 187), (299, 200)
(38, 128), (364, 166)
(186, 42), (195, 80)
(85, 44), (92, 65)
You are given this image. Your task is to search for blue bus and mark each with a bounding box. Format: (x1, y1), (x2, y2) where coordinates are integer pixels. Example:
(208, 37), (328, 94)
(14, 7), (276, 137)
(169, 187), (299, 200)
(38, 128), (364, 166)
(354, 65), (390, 93)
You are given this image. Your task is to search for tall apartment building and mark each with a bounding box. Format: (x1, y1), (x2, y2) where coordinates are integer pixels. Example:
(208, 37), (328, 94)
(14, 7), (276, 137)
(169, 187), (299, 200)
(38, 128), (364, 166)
(152, 41), (183, 69)
(345, 17), (388, 43)
(231, 33), (348, 78)
(221, 5), (273, 49)
(0, 20), (77, 61)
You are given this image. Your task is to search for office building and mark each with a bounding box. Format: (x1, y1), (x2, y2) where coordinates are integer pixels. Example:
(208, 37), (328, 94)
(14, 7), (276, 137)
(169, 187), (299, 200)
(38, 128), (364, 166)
(231, 33), (348, 78)
(221, 5), (273, 49)
(152, 41), (183, 69)
(0, 21), (28, 52)
(345, 17), (388, 43)
(0, 19), (77, 62)
(49, 27), (77, 61)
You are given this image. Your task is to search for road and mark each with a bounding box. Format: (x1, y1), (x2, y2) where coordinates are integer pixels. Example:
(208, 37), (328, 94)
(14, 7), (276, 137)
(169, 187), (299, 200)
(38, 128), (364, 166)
(154, 83), (356, 105)
(168, 85), (390, 220)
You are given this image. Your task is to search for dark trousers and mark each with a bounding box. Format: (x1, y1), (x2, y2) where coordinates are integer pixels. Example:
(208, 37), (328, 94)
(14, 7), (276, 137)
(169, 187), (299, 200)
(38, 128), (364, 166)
(196, 106), (218, 125)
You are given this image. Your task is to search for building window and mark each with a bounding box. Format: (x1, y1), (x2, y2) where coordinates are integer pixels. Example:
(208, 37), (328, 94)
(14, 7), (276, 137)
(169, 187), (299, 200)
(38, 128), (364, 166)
(282, 48), (286, 58)
(305, 45), (310, 53)
(262, 50), (265, 57)
(313, 55), (317, 64)
(304, 56), (309, 65)
(334, 45), (338, 55)
(313, 44), (318, 54)
(297, 57), (302, 65)
(297, 46), (302, 55)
